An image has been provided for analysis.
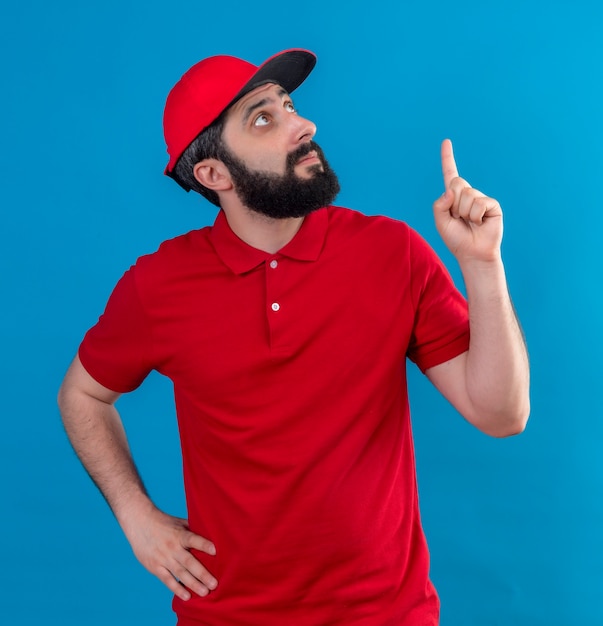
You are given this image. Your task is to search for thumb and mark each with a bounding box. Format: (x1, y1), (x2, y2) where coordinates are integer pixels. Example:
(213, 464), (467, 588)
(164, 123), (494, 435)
(433, 187), (453, 214)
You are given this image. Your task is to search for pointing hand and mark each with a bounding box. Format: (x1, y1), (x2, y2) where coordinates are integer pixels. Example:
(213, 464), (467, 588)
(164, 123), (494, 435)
(432, 139), (503, 263)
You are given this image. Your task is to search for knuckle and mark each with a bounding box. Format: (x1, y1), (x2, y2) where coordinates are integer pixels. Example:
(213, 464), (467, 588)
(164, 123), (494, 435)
(178, 529), (190, 545)
(182, 551), (199, 568)
(184, 556), (209, 579)
(169, 564), (185, 580)
(180, 529), (196, 548)
(176, 571), (210, 597)
(187, 533), (209, 551)
(158, 570), (178, 589)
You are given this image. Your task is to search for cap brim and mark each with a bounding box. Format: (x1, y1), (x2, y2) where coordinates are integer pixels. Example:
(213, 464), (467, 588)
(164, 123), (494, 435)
(234, 49), (317, 103)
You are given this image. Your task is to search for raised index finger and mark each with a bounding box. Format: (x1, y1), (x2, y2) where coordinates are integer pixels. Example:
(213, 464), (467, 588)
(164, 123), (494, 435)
(441, 138), (459, 189)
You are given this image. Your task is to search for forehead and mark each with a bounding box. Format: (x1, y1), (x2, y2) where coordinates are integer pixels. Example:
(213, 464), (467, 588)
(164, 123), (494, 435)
(226, 82), (290, 123)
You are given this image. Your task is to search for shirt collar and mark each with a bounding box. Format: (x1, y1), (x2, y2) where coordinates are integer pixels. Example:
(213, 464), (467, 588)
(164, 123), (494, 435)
(210, 208), (328, 275)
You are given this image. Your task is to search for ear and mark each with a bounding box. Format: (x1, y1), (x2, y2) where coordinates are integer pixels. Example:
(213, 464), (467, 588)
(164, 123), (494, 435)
(193, 158), (233, 192)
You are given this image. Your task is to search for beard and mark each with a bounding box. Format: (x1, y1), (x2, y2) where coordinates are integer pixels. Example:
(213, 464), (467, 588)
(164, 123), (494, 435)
(219, 141), (340, 219)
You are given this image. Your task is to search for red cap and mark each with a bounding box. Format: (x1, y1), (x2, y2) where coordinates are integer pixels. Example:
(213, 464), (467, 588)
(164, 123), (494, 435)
(163, 49), (317, 174)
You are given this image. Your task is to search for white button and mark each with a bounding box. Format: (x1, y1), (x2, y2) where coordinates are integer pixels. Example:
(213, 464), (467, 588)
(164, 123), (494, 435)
(271, 303), (280, 312)
(269, 260), (278, 269)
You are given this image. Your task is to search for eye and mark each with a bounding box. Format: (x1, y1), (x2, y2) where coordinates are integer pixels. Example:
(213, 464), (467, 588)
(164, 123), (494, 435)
(253, 114), (270, 127)
(284, 101), (296, 113)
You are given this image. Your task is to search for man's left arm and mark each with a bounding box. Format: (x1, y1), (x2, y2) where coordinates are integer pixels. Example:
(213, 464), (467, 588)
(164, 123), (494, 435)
(426, 139), (530, 438)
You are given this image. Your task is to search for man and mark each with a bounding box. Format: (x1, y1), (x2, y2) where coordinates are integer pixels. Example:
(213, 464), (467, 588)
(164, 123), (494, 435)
(58, 49), (529, 625)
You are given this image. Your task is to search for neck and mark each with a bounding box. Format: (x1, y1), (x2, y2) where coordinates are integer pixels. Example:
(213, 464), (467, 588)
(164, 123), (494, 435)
(221, 202), (304, 254)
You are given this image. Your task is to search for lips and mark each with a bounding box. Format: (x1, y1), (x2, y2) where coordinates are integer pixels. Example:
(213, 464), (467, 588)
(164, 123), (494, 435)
(297, 150), (320, 166)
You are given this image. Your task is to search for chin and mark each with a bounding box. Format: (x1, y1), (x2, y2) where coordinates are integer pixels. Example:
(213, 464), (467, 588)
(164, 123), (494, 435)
(301, 164), (324, 177)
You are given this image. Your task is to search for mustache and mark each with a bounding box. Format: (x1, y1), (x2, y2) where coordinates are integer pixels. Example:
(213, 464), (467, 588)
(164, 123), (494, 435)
(286, 141), (323, 170)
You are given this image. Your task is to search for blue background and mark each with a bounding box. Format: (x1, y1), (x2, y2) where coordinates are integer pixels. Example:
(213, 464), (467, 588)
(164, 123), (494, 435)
(1, 0), (601, 624)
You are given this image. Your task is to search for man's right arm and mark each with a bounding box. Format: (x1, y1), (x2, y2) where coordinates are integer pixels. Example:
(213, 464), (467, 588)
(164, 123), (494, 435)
(57, 355), (218, 600)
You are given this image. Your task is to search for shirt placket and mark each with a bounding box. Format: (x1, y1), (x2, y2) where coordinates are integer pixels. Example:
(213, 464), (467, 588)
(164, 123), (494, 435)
(265, 255), (290, 356)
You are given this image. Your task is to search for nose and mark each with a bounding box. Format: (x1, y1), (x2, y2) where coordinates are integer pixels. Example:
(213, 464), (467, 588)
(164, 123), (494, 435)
(291, 113), (316, 145)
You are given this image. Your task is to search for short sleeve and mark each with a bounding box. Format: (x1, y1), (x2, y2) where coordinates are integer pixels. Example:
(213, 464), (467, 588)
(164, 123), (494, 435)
(78, 266), (154, 393)
(406, 230), (470, 373)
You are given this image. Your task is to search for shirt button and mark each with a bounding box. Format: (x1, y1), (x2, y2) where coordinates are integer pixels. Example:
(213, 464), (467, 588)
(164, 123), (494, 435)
(269, 260), (278, 269)
(271, 302), (280, 312)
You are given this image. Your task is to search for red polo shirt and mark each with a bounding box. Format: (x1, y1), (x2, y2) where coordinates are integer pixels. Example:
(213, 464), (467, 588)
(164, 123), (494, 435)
(79, 206), (469, 625)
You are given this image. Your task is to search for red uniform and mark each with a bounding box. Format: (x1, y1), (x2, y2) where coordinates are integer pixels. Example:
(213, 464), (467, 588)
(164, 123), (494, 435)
(79, 206), (469, 625)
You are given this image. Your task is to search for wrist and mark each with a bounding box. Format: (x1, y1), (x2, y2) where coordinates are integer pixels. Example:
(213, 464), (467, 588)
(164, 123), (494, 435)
(457, 252), (504, 276)
(458, 255), (511, 302)
(113, 491), (157, 535)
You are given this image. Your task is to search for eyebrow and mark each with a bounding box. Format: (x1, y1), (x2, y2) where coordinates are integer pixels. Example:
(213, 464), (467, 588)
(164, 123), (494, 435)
(240, 87), (289, 125)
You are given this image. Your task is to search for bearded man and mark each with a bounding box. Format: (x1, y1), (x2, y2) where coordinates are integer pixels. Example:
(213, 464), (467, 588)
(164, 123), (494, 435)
(58, 49), (530, 625)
